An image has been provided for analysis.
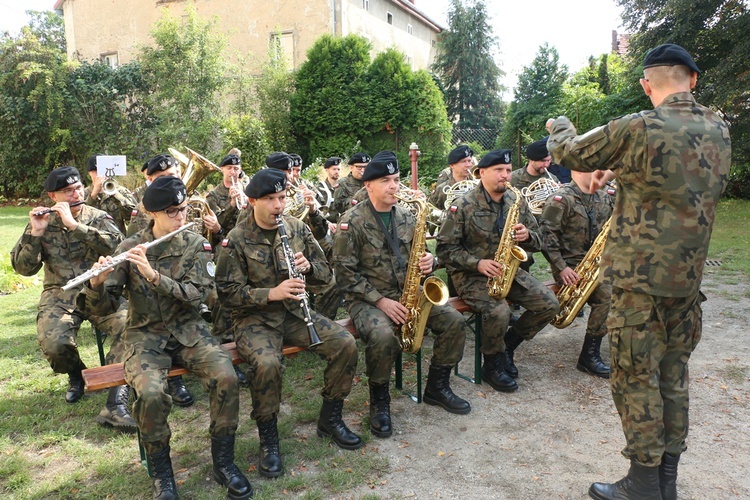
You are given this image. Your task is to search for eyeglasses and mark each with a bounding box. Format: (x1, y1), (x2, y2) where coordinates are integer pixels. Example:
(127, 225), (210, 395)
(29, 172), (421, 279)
(164, 205), (189, 218)
(352, 165), (367, 170)
(58, 184), (84, 196)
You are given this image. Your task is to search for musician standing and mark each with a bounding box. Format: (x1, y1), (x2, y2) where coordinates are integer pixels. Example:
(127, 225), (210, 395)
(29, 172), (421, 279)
(10, 166), (135, 430)
(333, 151), (472, 439)
(84, 176), (253, 500)
(548, 44), (731, 500)
(428, 145), (475, 209)
(215, 169), (363, 479)
(84, 154), (137, 234)
(330, 152), (370, 219)
(316, 156), (341, 221)
(510, 138), (560, 190)
(436, 150), (559, 391)
(538, 169), (614, 378)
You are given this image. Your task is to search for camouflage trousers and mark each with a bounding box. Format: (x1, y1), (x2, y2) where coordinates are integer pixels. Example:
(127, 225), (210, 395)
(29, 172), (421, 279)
(505, 278), (559, 340)
(37, 301), (127, 373)
(309, 279), (344, 320)
(207, 287), (234, 344)
(349, 301), (468, 385)
(234, 310), (357, 423)
(608, 287), (705, 466)
(123, 334), (239, 455)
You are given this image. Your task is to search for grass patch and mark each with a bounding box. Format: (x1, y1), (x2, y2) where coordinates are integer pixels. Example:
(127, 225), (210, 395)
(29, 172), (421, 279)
(0, 206), (40, 294)
(708, 198), (750, 277)
(718, 363), (749, 384)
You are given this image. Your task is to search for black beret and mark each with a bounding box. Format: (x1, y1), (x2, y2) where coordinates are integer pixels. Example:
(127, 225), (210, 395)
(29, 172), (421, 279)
(348, 152), (371, 165)
(476, 149), (512, 169)
(266, 152), (292, 171)
(362, 151), (399, 182)
(146, 154), (179, 176)
(220, 154), (241, 167)
(448, 145), (474, 165)
(245, 168), (287, 199)
(142, 176), (187, 212)
(324, 156), (342, 168)
(525, 139), (549, 161)
(86, 154), (104, 172)
(290, 154), (303, 167)
(45, 166), (82, 192)
(141, 160), (149, 172)
(643, 43), (700, 74)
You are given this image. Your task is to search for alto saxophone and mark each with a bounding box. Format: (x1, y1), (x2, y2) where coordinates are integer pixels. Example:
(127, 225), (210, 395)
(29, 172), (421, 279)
(551, 216), (612, 328)
(488, 183), (529, 300)
(395, 193), (449, 354)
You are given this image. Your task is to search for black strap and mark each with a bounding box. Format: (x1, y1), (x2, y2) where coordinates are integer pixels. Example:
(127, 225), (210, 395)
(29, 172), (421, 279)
(367, 201), (406, 269)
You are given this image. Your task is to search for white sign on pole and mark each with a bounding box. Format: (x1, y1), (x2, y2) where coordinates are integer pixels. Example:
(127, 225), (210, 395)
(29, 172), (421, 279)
(96, 155), (127, 177)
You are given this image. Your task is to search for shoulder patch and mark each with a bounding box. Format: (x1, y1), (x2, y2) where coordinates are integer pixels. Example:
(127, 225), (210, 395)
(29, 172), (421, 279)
(607, 188), (616, 195)
(131, 209), (138, 216)
(351, 200), (358, 206)
(553, 195), (563, 202)
(340, 223), (349, 231)
(105, 214), (114, 220)
(203, 242), (212, 252)
(450, 206), (458, 213)
(221, 238), (229, 247)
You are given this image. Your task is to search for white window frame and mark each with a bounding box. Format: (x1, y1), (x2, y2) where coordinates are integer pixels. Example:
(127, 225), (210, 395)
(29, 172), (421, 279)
(386, 11), (393, 25)
(100, 52), (119, 69)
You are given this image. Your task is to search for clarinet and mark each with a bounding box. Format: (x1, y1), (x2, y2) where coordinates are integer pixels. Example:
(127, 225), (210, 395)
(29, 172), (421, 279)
(275, 215), (323, 347)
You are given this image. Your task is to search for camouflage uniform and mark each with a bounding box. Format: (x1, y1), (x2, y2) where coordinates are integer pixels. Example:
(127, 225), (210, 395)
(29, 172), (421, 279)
(428, 171), (459, 210)
(214, 210), (357, 423)
(436, 183), (559, 353)
(84, 185), (137, 234)
(83, 222), (238, 455)
(315, 178), (338, 222)
(126, 201), (152, 237)
(510, 167), (560, 191)
(132, 183), (147, 204)
(330, 173), (363, 220)
(435, 167), (452, 186)
(206, 183), (242, 249)
(539, 181), (614, 337)
(11, 205), (127, 374)
(548, 91), (731, 465)
(303, 209), (341, 320)
(332, 200), (469, 385)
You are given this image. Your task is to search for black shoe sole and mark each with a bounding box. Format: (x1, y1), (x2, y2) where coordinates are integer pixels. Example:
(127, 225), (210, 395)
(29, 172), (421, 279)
(171, 398), (194, 407)
(213, 472), (254, 499)
(423, 395), (471, 415)
(258, 465), (283, 478)
(505, 369), (519, 379)
(95, 417), (137, 433)
(369, 425), (392, 438)
(316, 428), (365, 450)
(576, 364), (610, 379)
(482, 374), (519, 393)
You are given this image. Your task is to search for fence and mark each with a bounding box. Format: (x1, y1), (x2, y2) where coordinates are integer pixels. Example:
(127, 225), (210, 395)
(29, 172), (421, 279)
(451, 128), (498, 150)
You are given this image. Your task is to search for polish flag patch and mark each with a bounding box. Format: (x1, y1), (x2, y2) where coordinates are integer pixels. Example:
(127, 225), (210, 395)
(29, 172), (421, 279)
(131, 209), (138, 216)
(553, 195), (563, 201)
(221, 238), (229, 247)
(340, 223), (349, 231)
(450, 206), (458, 213)
(607, 189), (616, 195)
(351, 200), (358, 205)
(203, 242), (212, 252)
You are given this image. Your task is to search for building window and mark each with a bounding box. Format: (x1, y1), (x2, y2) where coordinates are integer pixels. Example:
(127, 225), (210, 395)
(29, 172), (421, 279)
(362, 0), (369, 11)
(100, 52), (119, 69)
(431, 39), (437, 47)
(387, 12), (393, 25)
(407, 24), (413, 35)
(270, 32), (294, 69)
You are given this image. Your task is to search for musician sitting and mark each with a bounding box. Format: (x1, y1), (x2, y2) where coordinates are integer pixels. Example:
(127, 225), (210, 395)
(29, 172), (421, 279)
(539, 170), (614, 378)
(428, 145), (476, 210)
(215, 168), (362, 479)
(83, 176), (252, 500)
(436, 150), (559, 391)
(84, 154), (138, 234)
(205, 153), (246, 248)
(332, 151), (472, 439)
(510, 138), (561, 191)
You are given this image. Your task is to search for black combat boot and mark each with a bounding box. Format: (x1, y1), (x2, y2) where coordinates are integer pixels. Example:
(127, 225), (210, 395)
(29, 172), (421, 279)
(167, 376), (194, 407)
(577, 334), (610, 378)
(659, 453), (680, 500)
(317, 399), (364, 450)
(211, 435), (253, 499)
(481, 352), (518, 392)
(148, 447), (178, 500)
(234, 365), (250, 387)
(588, 460), (661, 500)
(423, 365), (471, 414)
(504, 328), (524, 379)
(65, 363), (86, 403)
(368, 382), (392, 438)
(96, 385), (136, 432)
(257, 417), (283, 478)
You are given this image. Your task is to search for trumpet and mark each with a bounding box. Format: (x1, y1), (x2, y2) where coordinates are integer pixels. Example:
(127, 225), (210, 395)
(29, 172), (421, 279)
(102, 177), (119, 197)
(231, 176), (248, 209)
(61, 222), (195, 291)
(34, 201), (85, 217)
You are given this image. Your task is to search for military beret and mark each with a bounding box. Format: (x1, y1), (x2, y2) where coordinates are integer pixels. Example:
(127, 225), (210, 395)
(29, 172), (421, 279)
(245, 168), (287, 199)
(141, 160), (149, 172)
(266, 152), (292, 171)
(45, 166), (82, 192)
(448, 145), (474, 165)
(525, 139), (550, 161)
(220, 154), (241, 167)
(146, 154), (179, 176)
(290, 154), (303, 167)
(348, 152), (371, 165)
(643, 43), (700, 74)
(476, 149), (512, 169)
(142, 176), (187, 212)
(362, 151), (399, 182)
(324, 156), (342, 168)
(87, 154), (105, 172)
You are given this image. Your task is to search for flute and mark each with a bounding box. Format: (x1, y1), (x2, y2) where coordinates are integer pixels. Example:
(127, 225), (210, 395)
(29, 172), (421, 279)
(61, 222), (196, 291)
(34, 201), (85, 216)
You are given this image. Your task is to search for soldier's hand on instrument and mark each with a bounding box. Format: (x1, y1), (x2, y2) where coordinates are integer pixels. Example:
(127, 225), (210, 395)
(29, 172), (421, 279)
(270, 278), (306, 301)
(203, 211), (221, 233)
(29, 207), (50, 235)
(418, 252), (434, 274)
(559, 267), (580, 286)
(376, 297), (409, 325)
(127, 244), (157, 282)
(478, 259), (504, 278)
(90, 255), (115, 287)
(512, 223), (529, 242)
(55, 202), (79, 231)
(293, 252), (310, 274)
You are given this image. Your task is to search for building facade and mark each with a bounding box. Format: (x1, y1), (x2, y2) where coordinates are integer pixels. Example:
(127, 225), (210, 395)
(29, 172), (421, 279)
(54, 0), (442, 72)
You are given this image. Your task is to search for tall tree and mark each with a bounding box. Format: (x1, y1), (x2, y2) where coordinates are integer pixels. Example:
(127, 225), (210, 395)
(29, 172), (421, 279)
(432, 0), (505, 130)
(255, 42), (295, 153)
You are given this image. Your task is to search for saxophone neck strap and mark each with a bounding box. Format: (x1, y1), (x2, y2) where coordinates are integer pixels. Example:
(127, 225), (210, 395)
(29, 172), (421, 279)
(367, 201), (405, 269)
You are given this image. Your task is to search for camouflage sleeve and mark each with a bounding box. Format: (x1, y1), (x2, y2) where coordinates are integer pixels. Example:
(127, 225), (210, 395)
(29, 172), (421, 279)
(330, 182), (351, 215)
(150, 236), (213, 308)
(83, 242), (130, 317)
(539, 197), (569, 273)
(436, 203), (480, 273)
(10, 224), (44, 276)
(114, 187), (137, 224)
(84, 186), (98, 207)
(305, 209), (330, 241)
(332, 215), (384, 305)
(214, 233), (271, 310)
(70, 212), (123, 256)
(297, 222), (332, 286)
(518, 199), (544, 254)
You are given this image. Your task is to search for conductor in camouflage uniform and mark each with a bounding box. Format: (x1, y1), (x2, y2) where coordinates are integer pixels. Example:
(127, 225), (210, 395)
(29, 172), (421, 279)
(10, 166), (134, 430)
(333, 151), (472, 439)
(84, 176), (252, 500)
(215, 168), (363, 479)
(539, 169), (614, 378)
(437, 150), (559, 392)
(84, 154), (138, 234)
(548, 44), (731, 500)
(330, 152), (370, 219)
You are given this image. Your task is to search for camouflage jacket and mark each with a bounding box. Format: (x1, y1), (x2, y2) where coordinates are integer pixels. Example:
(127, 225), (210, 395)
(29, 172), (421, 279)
(315, 178), (337, 209)
(11, 204), (122, 312)
(214, 210), (331, 330)
(332, 200), (422, 307)
(436, 183), (544, 292)
(84, 222), (215, 350)
(84, 184), (137, 234)
(206, 183), (242, 247)
(510, 167), (560, 191)
(132, 183), (147, 204)
(538, 181), (614, 274)
(435, 167), (452, 186)
(330, 173), (364, 219)
(548, 91), (732, 297)
(429, 171), (459, 210)
(126, 201), (152, 237)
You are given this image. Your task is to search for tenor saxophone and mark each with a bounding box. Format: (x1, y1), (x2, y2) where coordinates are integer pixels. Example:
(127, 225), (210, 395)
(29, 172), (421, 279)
(395, 193), (449, 354)
(487, 183), (529, 300)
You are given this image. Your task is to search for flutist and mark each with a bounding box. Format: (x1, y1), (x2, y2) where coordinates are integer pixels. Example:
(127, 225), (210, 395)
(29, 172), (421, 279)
(215, 168), (362, 479)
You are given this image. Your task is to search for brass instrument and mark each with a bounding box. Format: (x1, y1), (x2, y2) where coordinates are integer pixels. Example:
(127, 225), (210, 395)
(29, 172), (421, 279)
(102, 177), (119, 197)
(284, 183), (310, 221)
(397, 183), (443, 233)
(231, 176), (248, 209)
(395, 193), (449, 354)
(177, 147), (222, 240)
(521, 175), (561, 216)
(442, 178), (479, 210)
(488, 183), (529, 300)
(551, 216), (612, 328)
